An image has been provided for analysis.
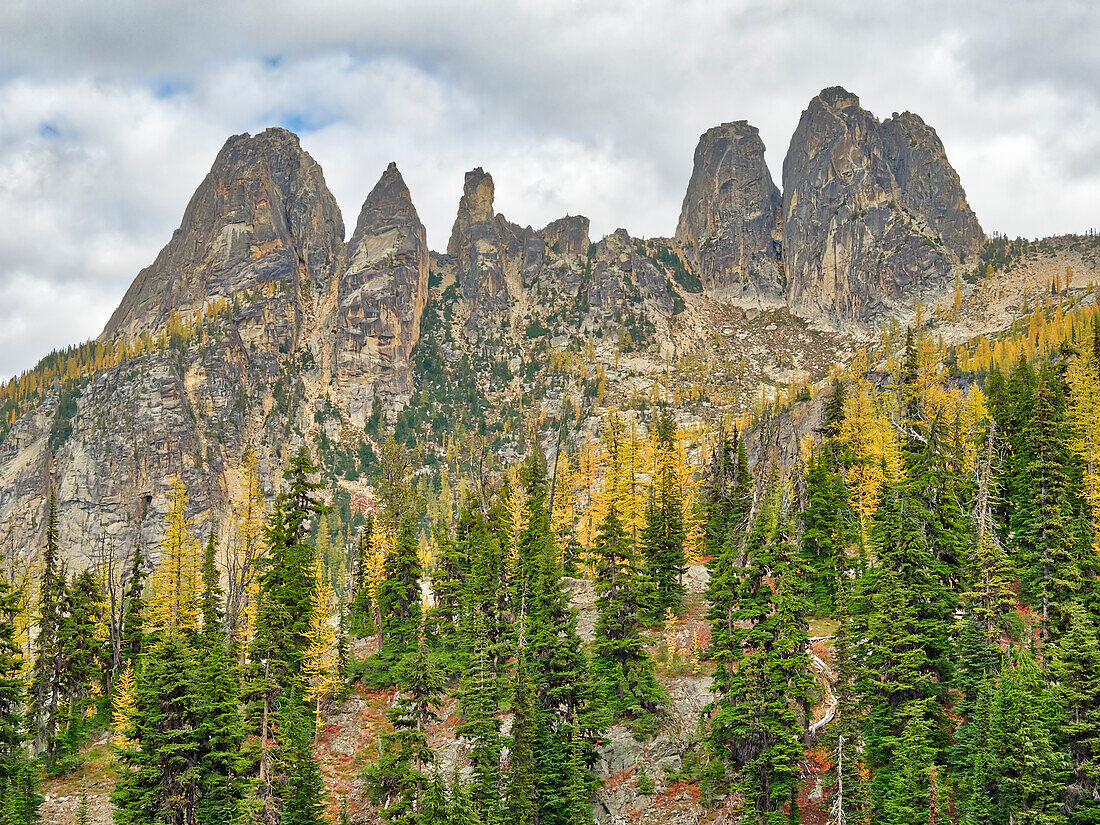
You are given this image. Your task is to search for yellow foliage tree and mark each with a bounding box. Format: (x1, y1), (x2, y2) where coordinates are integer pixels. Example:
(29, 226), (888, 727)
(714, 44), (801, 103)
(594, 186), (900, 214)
(1067, 345), (1100, 540)
(111, 664), (137, 751)
(147, 477), (200, 635)
(226, 449), (266, 653)
(303, 569), (340, 732)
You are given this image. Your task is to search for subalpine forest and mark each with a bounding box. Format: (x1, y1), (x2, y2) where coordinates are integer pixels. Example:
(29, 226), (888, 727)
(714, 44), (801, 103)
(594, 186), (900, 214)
(5, 302), (1100, 825)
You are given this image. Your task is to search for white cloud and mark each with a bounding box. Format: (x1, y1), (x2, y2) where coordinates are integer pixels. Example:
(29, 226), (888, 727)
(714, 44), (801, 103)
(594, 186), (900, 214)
(0, 0), (1097, 378)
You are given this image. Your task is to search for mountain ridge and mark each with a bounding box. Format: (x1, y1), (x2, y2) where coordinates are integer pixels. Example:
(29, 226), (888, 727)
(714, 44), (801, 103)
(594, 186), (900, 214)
(5, 85), (1090, 572)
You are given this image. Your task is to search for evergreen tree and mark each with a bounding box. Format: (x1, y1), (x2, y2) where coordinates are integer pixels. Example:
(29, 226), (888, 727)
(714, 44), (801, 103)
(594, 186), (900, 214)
(120, 549), (147, 671)
(506, 654), (538, 825)
(641, 410), (686, 617)
(706, 498), (811, 822)
(279, 693), (327, 825)
(377, 515), (423, 674)
(988, 648), (1067, 825)
(348, 518), (376, 638)
(371, 639), (445, 825)
(590, 505), (663, 733)
(456, 610), (502, 825)
(420, 772), (450, 825)
(1010, 367), (1090, 639)
(57, 568), (105, 761)
(246, 448), (326, 808)
(700, 429), (752, 558)
(1053, 604), (1100, 821)
(31, 489), (67, 761)
(112, 633), (203, 824)
(195, 530), (245, 825)
(800, 444), (853, 614)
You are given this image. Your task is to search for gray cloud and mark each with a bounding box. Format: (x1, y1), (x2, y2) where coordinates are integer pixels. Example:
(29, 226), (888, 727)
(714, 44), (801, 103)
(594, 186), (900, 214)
(0, 0), (1097, 379)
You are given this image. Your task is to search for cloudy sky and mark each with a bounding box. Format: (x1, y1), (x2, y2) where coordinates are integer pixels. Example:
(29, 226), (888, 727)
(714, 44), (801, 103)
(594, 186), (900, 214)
(1, 0), (1097, 380)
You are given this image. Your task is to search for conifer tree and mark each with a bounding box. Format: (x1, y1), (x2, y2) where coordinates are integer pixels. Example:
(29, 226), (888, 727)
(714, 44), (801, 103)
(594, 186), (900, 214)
(247, 448), (325, 804)
(112, 633), (203, 824)
(120, 550), (147, 671)
(195, 529), (245, 825)
(225, 449), (266, 654)
(641, 410), (686, 617)
(800, 444), (853, 614)
(55, 568), (106, 764)
(1011, 367), (1091, 639)
(700, 429), (752, 557)
(456, 610), (502, 825)
(988, 648), (1067, 824)
(32, 489), (66, 760)
(371, 639), (445, 824)
(348, 518), (376, 638)
(147, 477), (200, 635)
(590, 505), (663, 733)
(1053, 604), (1100, 819)
(706, 496), (811, 821)
(279, 692), (327, 825)
(420, 772), (450, 825)
(377, 515), (423, 674)
(506, 653), (538, 825)
(0, 570), (40, 822)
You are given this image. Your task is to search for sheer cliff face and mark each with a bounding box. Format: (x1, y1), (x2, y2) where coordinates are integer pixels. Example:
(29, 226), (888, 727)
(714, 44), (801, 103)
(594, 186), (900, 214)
(675, 121), (783, 303)
(780, 87), (983, 326)
(334, 163), (429, 423)
(444, 168), (517, 341)
(101, 128), (345, 344)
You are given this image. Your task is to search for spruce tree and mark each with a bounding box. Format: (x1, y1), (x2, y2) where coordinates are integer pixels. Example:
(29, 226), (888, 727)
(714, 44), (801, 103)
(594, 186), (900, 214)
(641, 410), (686, 617)
(371, 639), (445, 825)
(195, 530), (245, 825)
(590, 505), (663, 733)
(31, 489), (67, 761)
(1053, 604), (1100, 820)
(112, 633), (202, 824)
(377, 515), (423, 674)
(279, 693), (327, 825)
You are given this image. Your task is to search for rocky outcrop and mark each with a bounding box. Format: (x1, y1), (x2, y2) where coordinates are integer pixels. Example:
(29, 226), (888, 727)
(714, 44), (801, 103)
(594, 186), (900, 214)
(540, 215), (591, 258)
(445, 168), (514, 339)
(102, 128), (345, 342)
(334, 163), (429, 422)
(781, 87), (983, 327)
(586, 230), (676, 327)
(675, 121), (783, 302)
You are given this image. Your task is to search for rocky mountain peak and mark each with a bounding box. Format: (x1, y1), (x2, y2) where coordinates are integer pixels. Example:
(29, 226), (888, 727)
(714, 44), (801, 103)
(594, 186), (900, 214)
(335, 163), (429, 421)
(347, 162), (417, 254)
(781, 86), (983, 326)
(674, 118), (783, 302)
(101, 128), (344, 340)
(447, 167), (495, 254)
(815, 85), (861, 111)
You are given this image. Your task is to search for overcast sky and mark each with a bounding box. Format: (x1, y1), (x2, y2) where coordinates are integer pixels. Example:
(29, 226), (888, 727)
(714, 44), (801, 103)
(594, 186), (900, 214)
(1, 0), (1097, 380)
